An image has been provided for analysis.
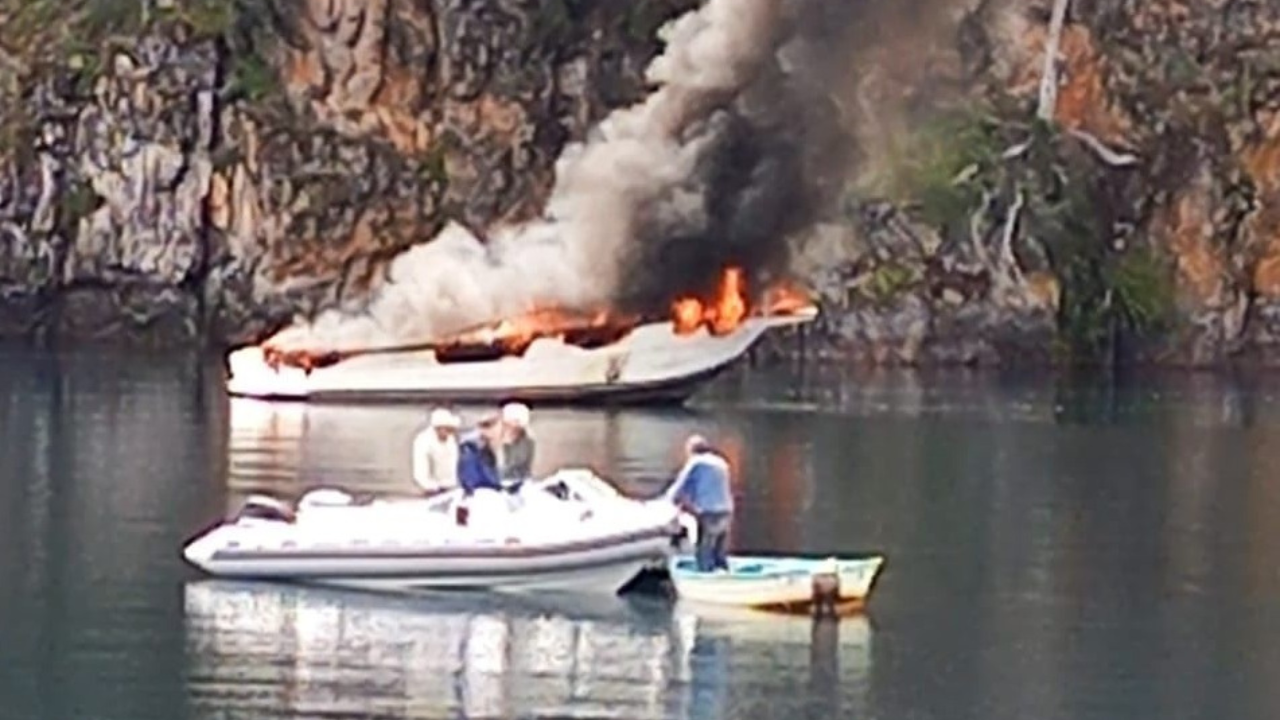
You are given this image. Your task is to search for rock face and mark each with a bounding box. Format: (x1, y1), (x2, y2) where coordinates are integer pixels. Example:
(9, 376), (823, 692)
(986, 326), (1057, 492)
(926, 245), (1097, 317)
(785, 0), (1280, 368)
(1, 0), (1279, 369)
(0, 0), (691, 346)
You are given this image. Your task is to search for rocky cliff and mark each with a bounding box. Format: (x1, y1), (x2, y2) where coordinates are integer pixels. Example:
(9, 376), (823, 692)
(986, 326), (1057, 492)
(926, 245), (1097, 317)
(0, 0), (694, 345)
(792, 0), (1280, 368)
(1, 0), (1277, 368)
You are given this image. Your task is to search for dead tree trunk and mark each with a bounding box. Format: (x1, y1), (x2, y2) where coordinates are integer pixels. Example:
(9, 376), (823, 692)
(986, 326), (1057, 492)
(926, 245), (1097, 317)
(1037, 0), (1072, 122)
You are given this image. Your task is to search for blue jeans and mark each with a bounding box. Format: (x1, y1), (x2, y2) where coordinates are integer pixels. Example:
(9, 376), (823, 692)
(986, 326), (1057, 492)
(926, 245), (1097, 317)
(695, 512), (731, 572)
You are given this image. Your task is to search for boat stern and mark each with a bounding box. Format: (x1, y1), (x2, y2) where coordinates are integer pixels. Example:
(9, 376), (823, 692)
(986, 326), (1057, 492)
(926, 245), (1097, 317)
(225, 345), (311, 399)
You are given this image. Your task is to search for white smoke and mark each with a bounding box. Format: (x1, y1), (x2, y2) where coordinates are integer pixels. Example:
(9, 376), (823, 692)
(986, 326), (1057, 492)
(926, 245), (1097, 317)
(265, 0), (784, 353)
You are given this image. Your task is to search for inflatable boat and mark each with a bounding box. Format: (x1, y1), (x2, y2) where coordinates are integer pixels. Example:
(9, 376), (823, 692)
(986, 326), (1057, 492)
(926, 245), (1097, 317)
(181, 470), (691, 595)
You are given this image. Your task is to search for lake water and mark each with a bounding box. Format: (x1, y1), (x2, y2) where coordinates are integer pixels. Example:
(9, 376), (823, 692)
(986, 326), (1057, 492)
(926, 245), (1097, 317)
(3, 346), (1280, 719)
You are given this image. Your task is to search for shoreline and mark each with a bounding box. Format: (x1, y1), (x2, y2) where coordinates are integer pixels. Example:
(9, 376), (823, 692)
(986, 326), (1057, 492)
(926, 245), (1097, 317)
(8, 335), (1280, 380)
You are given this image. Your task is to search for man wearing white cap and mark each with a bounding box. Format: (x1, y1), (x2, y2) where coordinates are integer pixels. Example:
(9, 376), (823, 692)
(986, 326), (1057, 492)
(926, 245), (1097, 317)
(499, 402), (536, 483)
(412, 407), (461, 495)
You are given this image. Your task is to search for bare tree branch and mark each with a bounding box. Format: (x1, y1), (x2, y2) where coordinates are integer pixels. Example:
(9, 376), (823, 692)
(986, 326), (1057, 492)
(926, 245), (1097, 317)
(1002, 139), (1032, 160)
(1068, 128), (1140, 167)
(1037, 0), (1072, 122)
(969, 190), (995, 269)
(999, 189), (1025, 287)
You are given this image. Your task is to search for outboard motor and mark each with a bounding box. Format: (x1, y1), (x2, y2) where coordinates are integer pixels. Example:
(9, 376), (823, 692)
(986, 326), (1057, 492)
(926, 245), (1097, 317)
(235, 494), (296, 524)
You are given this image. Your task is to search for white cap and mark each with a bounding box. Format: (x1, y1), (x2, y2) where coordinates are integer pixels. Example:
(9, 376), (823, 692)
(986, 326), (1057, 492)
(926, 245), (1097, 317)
(685, 434), (709, 453)
(501, 402), (531, 428)
(429, 408), (461, 428)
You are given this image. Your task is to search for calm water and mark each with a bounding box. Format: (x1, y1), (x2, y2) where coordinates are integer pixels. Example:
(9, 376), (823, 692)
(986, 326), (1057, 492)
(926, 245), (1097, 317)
(3, 347), (1280, 719)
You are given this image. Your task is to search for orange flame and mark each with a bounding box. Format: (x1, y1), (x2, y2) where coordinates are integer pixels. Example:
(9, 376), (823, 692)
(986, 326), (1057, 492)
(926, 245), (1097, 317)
(443, 307), (626, 357)
(671, 267), (753, 336)
(672, 298), (704, 335)
(762, 280), (813, 315)
(261, 268), (816, 370)
(710, 267), (747, 334)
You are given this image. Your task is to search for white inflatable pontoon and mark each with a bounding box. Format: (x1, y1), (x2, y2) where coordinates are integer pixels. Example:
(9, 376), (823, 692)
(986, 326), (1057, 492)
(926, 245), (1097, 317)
(181, 470), (693, 596)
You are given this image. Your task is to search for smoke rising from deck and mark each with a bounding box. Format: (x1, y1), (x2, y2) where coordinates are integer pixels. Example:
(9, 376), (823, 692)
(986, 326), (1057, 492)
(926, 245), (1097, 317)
(265, 0), (949, 352)
(265, 0), (788, 352)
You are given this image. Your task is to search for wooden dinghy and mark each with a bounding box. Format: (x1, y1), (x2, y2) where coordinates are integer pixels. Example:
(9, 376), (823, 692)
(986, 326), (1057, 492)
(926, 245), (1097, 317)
(668, 554), (885, 618)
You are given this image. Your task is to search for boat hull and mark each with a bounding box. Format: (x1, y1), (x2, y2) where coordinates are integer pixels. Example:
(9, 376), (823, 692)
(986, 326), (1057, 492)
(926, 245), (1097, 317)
(668, 555), (885, 617)
(182, 472), (687, 597)
(225, 310), (816, 404)
(227, 358), (731, 406)
(186, 528), (677, 596)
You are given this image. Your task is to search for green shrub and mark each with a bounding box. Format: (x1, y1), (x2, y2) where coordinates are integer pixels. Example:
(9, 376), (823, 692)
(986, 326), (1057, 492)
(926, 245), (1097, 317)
(227, 52), (276, 102)
(1106, 246), (1175, 334)
(869, 105), (1004, 230)
(864, 262), (917, 303)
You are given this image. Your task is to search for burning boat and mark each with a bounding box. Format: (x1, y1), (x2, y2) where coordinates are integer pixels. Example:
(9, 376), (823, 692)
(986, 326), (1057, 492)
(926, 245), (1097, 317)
(225, 269), (818, 404)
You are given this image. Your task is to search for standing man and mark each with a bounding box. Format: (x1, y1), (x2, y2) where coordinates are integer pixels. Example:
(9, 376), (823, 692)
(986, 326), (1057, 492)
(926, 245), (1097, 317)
(500, 402), (536, 483)
(665, 434), (734, 572)
(412, 408), (460, 495)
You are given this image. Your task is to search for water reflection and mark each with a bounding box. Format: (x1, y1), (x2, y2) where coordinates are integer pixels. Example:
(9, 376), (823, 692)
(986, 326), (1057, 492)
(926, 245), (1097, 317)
(701, 364), (1280, 430)
(223, 397), (749, 502)
(10, 347), (1280, 719)
(0, 348), (222, 720)
(222, 396), (829, 557)
(183, 581), (871, 719)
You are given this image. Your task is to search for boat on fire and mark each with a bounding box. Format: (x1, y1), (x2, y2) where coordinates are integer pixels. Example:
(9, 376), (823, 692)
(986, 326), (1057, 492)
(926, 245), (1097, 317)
(225, 272), (819, 405)
(181, 469), (691, 596)
(668, 554), (885, 617)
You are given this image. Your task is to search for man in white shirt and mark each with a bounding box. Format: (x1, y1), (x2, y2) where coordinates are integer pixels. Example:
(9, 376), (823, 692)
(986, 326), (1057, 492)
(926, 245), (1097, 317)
(412, 408), (461, 495)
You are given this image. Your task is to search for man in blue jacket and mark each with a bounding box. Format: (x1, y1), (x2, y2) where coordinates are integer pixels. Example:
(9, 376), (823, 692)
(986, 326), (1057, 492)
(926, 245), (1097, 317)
(456, 415), (502, 495)
(665, 434), (734, 572)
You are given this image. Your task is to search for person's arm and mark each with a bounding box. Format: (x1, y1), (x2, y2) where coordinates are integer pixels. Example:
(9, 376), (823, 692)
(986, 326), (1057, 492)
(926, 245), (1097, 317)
(663, 458), (695, 504)
(426, 440), (442, 485)
(508, 436), (534, 479)
(442, 440), (459, 486)
(456, 441), (477, 494)
(481, 451), (502, 488)
(525, 436), (537, 477)
(412, 431), (430, 489)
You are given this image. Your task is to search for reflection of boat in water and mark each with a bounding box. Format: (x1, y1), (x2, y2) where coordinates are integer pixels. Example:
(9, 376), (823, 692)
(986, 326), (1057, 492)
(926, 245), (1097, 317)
(222, 395), (716, 505)
(181, 470), (687, 595)
(669, 554), (886, 616)
(225, 308), (816, 405)
(182, 580), (872, 719)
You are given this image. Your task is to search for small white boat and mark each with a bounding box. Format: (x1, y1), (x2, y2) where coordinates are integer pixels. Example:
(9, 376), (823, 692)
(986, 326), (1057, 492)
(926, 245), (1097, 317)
(668, 554), (885, 616)
(181, 469), (687, 596)
(224, 306), (817, 404)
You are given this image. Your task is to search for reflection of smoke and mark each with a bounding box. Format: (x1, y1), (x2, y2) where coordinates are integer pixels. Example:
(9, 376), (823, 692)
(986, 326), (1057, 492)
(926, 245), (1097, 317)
(267, 0), (788, 354)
